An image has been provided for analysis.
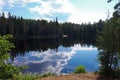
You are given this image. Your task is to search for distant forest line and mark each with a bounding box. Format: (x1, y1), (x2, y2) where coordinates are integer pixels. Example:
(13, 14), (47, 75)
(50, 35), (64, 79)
(0, 12), (104, 42)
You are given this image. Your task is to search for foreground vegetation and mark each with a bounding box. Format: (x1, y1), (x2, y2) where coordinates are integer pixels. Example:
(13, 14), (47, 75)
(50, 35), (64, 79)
(74, 65), (86, 74)
(0, 35), (39, 80)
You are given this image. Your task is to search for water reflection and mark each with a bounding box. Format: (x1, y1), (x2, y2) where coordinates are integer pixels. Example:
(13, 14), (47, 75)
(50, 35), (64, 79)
(10, 40), (98, 74)
(10, 38), (95, 60)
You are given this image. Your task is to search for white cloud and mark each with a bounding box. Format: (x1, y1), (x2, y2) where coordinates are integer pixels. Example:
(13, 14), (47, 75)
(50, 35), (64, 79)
(0, 0), (110, 23)
(27, 0), (107, 23)
(68, 11), (107, 24)
(27, 0), (78, 22)
(0, 0), (20, 12)
(7, 0), (18, 7)
(0, 0), (4, 12)
(29, 0), (64, 16)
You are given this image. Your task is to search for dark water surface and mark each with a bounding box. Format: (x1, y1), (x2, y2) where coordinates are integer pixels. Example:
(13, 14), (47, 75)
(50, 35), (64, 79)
(10, 38), (99, 74)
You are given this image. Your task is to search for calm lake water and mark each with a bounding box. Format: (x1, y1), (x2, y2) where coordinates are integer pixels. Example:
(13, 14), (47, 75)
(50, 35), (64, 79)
(10, 38), (99, 75)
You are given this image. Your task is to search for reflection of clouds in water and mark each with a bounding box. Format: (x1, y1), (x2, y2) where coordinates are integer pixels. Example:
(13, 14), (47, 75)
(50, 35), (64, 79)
(12, 45), (97, 74)
(71, 44), (97, 51)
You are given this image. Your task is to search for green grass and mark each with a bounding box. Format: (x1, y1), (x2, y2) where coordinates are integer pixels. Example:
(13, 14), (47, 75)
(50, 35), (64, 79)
(41, 72), (54, 77)
(7, 72), (54, 80)
(12, 73), (40, 80)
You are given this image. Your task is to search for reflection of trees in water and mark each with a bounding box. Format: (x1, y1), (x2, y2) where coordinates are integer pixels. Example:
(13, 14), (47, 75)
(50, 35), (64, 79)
(10, 37), (95, 60)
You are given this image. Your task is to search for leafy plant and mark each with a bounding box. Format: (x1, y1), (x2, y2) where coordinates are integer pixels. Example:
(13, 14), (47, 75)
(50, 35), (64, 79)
(0, 35), (25, 79)
(41, 72), (54, 77)
(74, 65), (86, 74)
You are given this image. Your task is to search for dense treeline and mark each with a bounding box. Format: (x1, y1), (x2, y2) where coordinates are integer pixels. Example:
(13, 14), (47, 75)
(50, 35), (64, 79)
(0, 12), (104, 42)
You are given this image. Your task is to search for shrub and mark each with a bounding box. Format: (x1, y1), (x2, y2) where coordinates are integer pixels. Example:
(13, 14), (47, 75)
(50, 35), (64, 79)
(0, 35), (29, 79)
(74, 65), (86, 73)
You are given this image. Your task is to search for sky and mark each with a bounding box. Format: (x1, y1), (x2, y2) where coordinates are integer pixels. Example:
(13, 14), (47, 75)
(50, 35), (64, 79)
(0, 0), (117, 24)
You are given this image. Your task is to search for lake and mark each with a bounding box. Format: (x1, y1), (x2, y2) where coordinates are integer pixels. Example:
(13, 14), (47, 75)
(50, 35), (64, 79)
(10, 38), (99, 75)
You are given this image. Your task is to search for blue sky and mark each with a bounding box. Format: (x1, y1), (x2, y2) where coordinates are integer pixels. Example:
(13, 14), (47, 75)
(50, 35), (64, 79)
(0, 0), (117, 24)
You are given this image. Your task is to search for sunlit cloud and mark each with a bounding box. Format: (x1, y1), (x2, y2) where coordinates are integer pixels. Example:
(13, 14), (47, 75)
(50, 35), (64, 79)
(0, 0), (115, 23)
(28, 0), (72, 20)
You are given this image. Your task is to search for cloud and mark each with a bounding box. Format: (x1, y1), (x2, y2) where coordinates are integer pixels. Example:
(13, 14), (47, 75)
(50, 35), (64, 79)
(67, 11), (107, 24)
(1, 0), (71, 21)
(0, 0), (20, 12)
(27, 0), (108, 23)
(0, 0), (111, 23)
(28, 0), (81, 23)
(0, 0), (4, 6)
(0, 0), (4, 12)
(7, 0), (18, 7)
(29, 0), (71, 17)
(27, 0), (77, 22)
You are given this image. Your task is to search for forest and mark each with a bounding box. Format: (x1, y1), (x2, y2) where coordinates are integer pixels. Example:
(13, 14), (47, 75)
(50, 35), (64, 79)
(0, 0), (120, 79)
(0, 12), (104, 43)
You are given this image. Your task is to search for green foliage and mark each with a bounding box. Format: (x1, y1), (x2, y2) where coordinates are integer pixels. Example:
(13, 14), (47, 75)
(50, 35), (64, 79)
(0, 34), (36, 80)
(41, 72), (54, 77)
(13, 73), (39, 80)
(96, 15), (120, 79)
(74, 65), (86, 74)
(0, 34), (14, 61)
